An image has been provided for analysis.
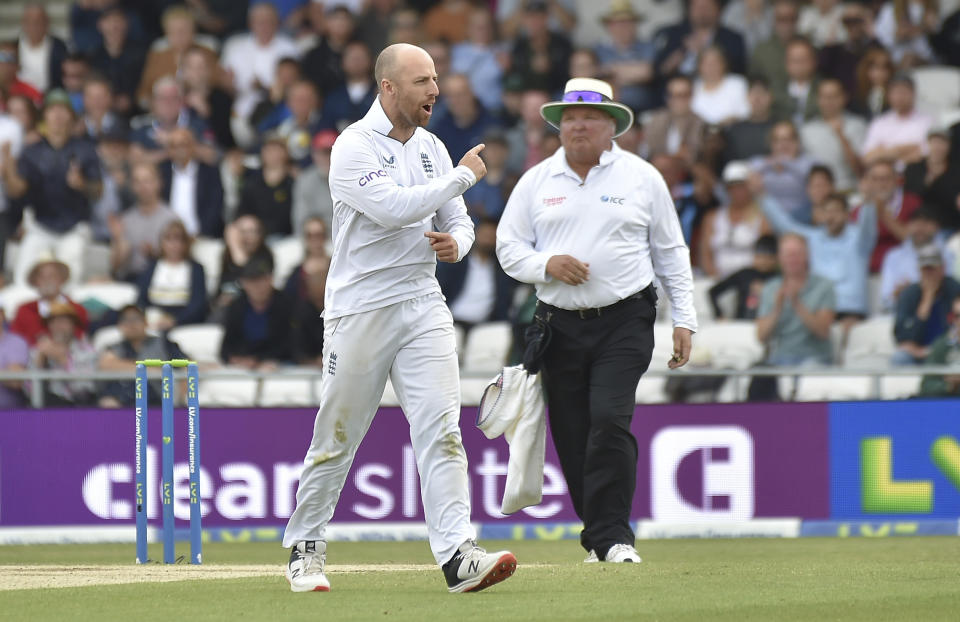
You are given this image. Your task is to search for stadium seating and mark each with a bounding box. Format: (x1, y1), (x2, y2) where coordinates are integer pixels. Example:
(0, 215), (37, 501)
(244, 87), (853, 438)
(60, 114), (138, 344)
(462, 322), (512, 375)
(198, 367), (259, 407)
(259, 369), (319, 407)
(190, 238), (225, 297)
(68, 282), (138, 310)
(695, 321), (764, 369)
(843, 315), (896, 368)
(0, 283), (37, 317)
(792, 375), (874, 402)
(269, 236), (304, 289)
(911, 66), (960, 119)
(167, 324), (225, 364)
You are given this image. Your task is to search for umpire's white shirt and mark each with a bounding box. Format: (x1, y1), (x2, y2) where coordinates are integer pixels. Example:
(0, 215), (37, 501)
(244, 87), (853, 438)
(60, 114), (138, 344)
(496, 142), (697, 331)
(326, 97), (476, 319)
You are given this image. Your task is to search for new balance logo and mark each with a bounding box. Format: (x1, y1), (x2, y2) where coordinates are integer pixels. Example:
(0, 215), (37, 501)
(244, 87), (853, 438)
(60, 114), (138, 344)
(468, 560), (480, 574)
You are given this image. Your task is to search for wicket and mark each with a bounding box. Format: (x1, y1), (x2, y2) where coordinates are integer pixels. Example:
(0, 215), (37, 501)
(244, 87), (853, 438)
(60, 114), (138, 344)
(135, 359), (202, 564)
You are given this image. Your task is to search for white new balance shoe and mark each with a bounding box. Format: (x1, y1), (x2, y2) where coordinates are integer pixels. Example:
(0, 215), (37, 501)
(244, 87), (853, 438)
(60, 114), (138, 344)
(584, 550), (599, 563)
(442, 540), (517, 593)
(604, 544), (642, 563)
(286, 541), (331, 592)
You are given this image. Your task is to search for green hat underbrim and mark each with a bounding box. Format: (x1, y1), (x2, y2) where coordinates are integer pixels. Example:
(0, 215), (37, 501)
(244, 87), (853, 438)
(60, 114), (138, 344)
(540, 101), (635, 138)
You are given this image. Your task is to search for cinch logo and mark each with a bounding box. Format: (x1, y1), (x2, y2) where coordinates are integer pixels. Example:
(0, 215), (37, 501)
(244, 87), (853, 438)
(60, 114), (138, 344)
(358, 170), (388, 186)
(542, 196), (566, 207)
(860, 436), (960, 514)
(601, 195), (624, 205)
(651, 426), (755, 521)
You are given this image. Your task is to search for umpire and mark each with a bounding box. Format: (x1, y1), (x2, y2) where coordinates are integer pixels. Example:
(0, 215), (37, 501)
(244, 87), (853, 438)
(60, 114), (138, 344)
(496, 78), (697, 563)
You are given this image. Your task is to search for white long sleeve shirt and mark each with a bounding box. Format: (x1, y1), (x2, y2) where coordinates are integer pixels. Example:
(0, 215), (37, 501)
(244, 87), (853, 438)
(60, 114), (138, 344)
(325, 97), (476, 319)
(496, 142), (697, 331)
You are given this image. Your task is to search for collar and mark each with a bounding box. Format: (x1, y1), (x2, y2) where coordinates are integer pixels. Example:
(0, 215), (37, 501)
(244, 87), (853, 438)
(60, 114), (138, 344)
(173, 160), (198, 176)
(548, 141), (623, 180)
(358, 96), (397, 138)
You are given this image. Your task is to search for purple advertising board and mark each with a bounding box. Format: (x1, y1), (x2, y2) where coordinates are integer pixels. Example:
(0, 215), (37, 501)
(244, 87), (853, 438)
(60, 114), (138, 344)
(0, 403), (829, 531)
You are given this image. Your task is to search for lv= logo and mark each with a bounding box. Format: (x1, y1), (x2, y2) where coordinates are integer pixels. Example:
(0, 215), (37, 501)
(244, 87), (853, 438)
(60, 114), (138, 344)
(861, 436), (960, 513)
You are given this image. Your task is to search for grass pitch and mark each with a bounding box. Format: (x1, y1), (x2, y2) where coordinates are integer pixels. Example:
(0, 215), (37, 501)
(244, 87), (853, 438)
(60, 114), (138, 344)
(1, 537), (959, 621)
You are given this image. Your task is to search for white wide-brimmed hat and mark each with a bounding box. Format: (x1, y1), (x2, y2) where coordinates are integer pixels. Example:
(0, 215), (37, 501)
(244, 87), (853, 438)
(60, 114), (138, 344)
(540, 78), (635, 138)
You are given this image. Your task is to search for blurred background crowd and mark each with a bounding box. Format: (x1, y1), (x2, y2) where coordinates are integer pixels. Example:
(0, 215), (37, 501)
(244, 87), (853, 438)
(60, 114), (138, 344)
(1, 0), (960, 408)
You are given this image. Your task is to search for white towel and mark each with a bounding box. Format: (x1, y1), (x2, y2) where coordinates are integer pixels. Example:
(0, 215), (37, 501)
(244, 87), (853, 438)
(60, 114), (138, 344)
(476, 365), (546, 515)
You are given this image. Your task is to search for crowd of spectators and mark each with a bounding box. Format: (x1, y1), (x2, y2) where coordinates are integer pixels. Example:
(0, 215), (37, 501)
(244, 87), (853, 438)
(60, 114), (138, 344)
(2, 0), (960, 406)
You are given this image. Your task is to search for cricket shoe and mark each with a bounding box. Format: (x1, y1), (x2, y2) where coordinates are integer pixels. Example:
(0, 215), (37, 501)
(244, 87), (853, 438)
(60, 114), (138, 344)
(604, 544), (642, 563)
(287, 541), (330, 592)
(584, 550), (599, 563)
(443, 540), (517, 593)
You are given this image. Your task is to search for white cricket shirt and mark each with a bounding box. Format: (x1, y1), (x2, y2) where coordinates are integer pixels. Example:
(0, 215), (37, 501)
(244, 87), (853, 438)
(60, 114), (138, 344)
(496, 142), (697, 331)
(325, 97), (476, 319)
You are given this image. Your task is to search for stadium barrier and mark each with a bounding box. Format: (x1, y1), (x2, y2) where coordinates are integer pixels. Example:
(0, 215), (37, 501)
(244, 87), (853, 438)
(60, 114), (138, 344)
(1, 400), (958, 544)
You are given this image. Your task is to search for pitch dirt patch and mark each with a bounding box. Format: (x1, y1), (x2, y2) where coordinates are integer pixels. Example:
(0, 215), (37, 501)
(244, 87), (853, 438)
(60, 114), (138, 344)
(0, 563), (438, 591)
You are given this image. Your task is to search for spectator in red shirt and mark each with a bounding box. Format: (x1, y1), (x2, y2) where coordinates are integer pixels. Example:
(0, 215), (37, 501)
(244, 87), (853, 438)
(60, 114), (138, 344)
(853, 159), (921, 272)
(10, 255), (89, 345)
(0, 44), (42, 108)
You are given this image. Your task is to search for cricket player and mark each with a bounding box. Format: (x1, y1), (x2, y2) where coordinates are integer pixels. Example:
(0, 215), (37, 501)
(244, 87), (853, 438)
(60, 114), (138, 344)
(283, 44), (517, 593)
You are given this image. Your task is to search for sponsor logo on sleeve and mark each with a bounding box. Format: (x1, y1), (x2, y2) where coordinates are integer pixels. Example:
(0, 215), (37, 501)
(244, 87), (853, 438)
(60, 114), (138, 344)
(358, 170), (389, 186)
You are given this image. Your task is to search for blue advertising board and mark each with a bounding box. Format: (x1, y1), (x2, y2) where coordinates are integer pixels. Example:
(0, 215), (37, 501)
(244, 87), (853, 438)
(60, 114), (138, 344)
(830, 400), (960, 520)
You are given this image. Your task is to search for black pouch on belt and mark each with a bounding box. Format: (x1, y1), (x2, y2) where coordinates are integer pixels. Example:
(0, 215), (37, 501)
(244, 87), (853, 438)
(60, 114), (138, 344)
(522, 313), (552, 374)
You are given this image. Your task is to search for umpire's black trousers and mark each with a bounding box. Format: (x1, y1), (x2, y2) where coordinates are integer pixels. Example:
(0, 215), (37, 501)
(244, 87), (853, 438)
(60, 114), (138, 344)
(536, 290), (655, 559)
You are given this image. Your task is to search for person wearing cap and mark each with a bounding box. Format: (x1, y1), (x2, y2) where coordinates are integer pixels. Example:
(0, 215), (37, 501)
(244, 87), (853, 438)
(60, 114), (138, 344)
(497, 78), (697, 564)
(595, 0), (656, 114)
(29, 302), (98, 406)
(903, 126), (960, 233)
(282, 43), (515, 594)
(918, 293), (960, 397)
(880, 207), (954, 311)
(219, 254), (292, 369)
(3, 89), (102, 287)
(10, 254), (89, 346)
(292, 130), (336, 237)
(892, 244), (960, 365)
(699, 160), (772, 279)
(862, 73), (932, 168)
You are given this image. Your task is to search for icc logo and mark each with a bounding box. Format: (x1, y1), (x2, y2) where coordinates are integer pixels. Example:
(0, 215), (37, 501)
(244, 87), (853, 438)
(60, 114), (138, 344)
(601, 195), (624, 205)
(651, 426), (755, 521)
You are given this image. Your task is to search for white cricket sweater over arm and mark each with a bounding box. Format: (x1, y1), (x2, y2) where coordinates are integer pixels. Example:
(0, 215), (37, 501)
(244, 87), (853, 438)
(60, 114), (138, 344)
(496, 143), (697, 331)
(325, 97), (477, 319)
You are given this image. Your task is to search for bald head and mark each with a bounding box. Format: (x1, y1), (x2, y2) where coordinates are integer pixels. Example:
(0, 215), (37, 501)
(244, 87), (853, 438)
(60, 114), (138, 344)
(375, 43), (431, 89)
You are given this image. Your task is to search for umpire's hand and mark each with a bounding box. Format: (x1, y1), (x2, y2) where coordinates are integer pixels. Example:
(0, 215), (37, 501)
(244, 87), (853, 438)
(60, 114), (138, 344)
(669, 327), (693, 369)
(425, 232), (459, 262)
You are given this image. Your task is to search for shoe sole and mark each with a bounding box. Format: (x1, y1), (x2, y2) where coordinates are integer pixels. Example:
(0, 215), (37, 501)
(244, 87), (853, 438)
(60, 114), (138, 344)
(450, 553), (517, 593)
(287, 577), (330, 592)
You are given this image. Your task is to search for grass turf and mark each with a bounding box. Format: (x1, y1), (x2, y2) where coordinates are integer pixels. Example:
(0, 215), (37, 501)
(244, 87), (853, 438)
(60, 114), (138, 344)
(2, 537), (960, 621)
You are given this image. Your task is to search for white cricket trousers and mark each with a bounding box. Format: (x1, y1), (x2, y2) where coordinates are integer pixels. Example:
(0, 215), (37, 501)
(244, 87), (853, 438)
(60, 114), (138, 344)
(282, 293), (476, 565)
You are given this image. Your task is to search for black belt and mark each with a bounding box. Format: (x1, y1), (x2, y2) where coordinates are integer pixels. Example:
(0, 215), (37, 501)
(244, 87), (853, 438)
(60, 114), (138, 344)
(537, 285), (657, 320)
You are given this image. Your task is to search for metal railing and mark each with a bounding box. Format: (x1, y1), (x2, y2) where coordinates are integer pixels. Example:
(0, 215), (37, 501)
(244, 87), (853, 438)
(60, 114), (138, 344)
(1, 366), (958, 408)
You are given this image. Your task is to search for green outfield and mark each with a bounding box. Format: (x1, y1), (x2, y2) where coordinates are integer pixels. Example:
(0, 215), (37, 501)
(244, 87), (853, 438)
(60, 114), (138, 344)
(1, 537), (959, 621)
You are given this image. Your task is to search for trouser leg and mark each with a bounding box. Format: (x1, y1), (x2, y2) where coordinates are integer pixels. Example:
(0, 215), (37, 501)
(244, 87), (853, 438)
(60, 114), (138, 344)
(391, 294), (475, 565)
(582, 310), (653, 559)
(282, 307), (399, 548)
(539, 312), (592, 545)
